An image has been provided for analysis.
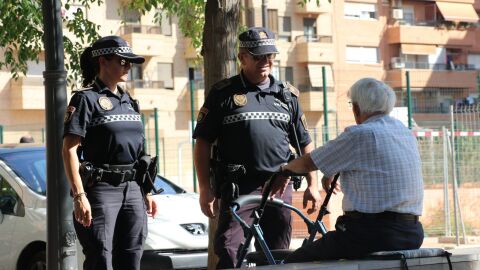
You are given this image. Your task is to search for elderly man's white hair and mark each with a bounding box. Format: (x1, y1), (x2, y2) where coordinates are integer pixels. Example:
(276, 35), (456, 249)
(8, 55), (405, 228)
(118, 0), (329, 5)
(348, 77), (396, 114)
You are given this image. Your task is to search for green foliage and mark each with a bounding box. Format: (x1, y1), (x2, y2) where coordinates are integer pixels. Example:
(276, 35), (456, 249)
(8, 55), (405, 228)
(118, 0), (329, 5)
(0, 0), (101, 88)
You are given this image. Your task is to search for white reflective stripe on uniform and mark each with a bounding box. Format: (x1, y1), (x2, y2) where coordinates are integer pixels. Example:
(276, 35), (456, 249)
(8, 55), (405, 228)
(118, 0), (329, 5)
(223, 112), (290, 125)
(89, 114), (142, 127)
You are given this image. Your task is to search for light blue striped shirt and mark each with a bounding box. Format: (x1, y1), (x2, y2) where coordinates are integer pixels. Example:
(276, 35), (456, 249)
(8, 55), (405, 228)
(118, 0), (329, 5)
(310, 115), (423, 215)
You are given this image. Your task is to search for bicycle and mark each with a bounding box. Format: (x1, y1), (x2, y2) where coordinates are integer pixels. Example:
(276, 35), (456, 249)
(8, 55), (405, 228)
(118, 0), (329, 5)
(230, 172), (340, 267)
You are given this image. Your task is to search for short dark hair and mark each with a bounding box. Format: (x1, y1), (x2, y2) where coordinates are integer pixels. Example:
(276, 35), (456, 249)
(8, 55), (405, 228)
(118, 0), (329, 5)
(19, 135), (34, 143)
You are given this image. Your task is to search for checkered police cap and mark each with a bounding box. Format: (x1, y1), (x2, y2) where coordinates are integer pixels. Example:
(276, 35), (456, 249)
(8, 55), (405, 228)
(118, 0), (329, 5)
(239, 27), (279, 55)
(90, 36), (145, 64)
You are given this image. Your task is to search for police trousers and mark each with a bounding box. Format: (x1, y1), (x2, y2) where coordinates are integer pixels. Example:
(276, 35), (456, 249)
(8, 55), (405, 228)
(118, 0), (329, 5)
(74, 180), (147, 270)
(284, 213), (424, 263)
(214, 183), (293, 269)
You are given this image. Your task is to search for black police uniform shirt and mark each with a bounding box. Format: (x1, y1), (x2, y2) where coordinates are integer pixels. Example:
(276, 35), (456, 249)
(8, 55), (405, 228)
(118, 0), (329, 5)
(193, 72), (311, 174)
(63, 79), (144, 165)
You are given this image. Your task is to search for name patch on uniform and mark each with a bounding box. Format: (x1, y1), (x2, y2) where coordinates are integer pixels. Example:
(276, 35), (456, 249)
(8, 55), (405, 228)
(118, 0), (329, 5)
(197, 107), (209, 123)
(301, 114), (309, 131)
(98, 97), (113, 111)
(64, 106), (76, 123)
(233, 94), (247, 107)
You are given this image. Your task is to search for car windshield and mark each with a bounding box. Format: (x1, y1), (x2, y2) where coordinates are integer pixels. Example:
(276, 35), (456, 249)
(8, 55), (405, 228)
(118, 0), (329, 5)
(1, 149), (47, 196)
(153, 175), (186, 195)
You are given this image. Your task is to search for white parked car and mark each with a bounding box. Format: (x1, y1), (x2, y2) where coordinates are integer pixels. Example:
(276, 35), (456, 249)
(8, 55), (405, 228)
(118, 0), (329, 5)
(0, 144), (208, 270)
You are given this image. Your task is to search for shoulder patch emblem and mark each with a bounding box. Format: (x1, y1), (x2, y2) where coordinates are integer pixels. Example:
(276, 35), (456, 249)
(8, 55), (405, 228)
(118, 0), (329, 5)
(233, 94), (247, 107)
(301, 114), (309, 131)
(197, 107), (209, 123)
(64, 106), (76, 123)
(98, 97), (113, 111)
(286, 82), (300, 97)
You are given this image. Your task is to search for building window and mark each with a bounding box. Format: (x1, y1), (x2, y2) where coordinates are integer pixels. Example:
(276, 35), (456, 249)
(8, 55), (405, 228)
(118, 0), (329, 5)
(303, 18), (317, 40)
(157, 10), (172, 36)
(278, 16), (292, 42)
(268, 9), (278, 34)
(344, 2), (377, 20)
(272, 61), (293, 84)
(157, 63), (174, 89)
(468, 54), (480, 70)
(346, 46), (379, 63)
(122, 8), (141, 24)
(280, 67), (294, 84)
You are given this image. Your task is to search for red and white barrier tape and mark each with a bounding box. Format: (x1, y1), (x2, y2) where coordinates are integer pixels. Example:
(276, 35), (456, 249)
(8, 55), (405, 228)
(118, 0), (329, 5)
(413, 131), (480, 137)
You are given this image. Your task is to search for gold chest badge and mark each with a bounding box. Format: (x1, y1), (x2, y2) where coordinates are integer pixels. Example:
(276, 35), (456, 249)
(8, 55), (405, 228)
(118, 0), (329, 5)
(98, 97), (113, 110)
(233, 94), (247, 107)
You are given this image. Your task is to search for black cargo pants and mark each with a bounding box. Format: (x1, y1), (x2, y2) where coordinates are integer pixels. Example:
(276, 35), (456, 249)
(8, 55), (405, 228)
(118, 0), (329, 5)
(74, 180), (147, 270)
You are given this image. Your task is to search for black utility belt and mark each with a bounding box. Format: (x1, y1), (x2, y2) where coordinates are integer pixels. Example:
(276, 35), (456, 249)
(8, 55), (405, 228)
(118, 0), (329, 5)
(80, 162), (137, 186)
(344, 211), (419, 222)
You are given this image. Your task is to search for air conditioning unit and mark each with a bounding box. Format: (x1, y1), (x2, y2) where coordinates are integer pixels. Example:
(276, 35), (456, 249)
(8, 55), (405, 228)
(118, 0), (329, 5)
(390, 57), (405, 69)
(392, 8), (403, 20)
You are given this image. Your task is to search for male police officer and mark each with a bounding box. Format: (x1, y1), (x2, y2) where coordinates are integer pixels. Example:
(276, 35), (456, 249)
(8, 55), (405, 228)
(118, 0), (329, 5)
(193, 27), (321, 269)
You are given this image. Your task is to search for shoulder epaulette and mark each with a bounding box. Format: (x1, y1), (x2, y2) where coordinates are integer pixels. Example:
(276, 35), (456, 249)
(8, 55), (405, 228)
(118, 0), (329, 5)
(71, 87), (94, 95)
(212, 78), (231, 91)
(285, 82), (300, 97)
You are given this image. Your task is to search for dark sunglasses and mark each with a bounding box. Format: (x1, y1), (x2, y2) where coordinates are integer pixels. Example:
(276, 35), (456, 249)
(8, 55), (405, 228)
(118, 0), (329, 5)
(249, 53), (276, 61)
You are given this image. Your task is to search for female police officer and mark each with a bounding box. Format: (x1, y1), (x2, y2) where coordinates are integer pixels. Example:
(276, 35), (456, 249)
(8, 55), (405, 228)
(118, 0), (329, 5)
(62, 35), (157, 270)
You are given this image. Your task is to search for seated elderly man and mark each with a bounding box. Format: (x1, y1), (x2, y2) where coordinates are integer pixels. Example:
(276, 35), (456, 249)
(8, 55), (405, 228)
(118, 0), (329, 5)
(271, 77), (424, 262)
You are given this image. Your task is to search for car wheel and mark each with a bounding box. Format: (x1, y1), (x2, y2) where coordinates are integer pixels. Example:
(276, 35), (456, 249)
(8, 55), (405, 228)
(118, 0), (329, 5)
(25, 250), (46, 270)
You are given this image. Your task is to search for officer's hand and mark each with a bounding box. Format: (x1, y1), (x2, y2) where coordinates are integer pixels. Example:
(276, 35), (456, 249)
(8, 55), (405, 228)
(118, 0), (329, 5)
(321, 176), (340, 194)
(199, 188), (216, 218)
(145, 195), (157, 217)
(268, 175), (290, 199)
(303, 186), (322, 215)
(74, 194), (92, 227)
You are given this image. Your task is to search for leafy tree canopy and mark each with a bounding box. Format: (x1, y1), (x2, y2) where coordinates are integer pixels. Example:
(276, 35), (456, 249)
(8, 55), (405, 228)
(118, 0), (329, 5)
(0, 0), (315, 87)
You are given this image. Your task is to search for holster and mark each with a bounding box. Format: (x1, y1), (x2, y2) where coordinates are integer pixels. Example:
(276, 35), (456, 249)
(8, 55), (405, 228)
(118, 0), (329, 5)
(136, 155), (160, 194)
(211, 160), (246, 200)
(79, 161), (95, 188)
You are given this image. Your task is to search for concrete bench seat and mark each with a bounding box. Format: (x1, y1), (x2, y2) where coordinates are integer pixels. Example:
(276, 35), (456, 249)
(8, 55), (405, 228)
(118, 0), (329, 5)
(367, 248), (452, 270)
(246, 247), (480, 269)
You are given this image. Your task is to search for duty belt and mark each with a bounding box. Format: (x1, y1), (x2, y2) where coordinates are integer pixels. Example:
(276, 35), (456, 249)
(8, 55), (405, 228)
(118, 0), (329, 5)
(91, 163), (137, 185)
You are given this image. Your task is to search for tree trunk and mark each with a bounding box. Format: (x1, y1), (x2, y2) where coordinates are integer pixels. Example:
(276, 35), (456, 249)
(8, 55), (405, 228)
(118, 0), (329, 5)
(202, 1), (240, 269)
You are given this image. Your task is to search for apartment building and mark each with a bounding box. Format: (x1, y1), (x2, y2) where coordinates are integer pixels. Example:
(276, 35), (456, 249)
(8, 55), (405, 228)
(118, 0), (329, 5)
(0, 0), (479, 189)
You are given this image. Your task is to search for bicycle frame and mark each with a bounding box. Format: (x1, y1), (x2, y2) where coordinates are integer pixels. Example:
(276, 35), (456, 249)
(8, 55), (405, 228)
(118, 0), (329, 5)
(230, 173), (340, 267)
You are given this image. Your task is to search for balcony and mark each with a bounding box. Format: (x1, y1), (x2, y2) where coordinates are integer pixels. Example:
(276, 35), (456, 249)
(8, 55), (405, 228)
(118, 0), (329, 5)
(298, 88), (336, 112)
(386, 68), (478, 89)
(295, 0), (331, 14)
(295, 35), (334, 63)
(10, 76), (45, 110)
(387, 23), (476, 46)
(118, 25), (176, 57)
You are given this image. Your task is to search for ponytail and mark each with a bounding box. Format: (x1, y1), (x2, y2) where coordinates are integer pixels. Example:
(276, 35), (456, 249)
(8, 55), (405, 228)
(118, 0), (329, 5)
(80, 47), (99, 87)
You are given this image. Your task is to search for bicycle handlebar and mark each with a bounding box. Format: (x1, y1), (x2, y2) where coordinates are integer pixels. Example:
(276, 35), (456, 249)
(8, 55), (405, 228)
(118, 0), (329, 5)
(231, 195), (285, 212)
